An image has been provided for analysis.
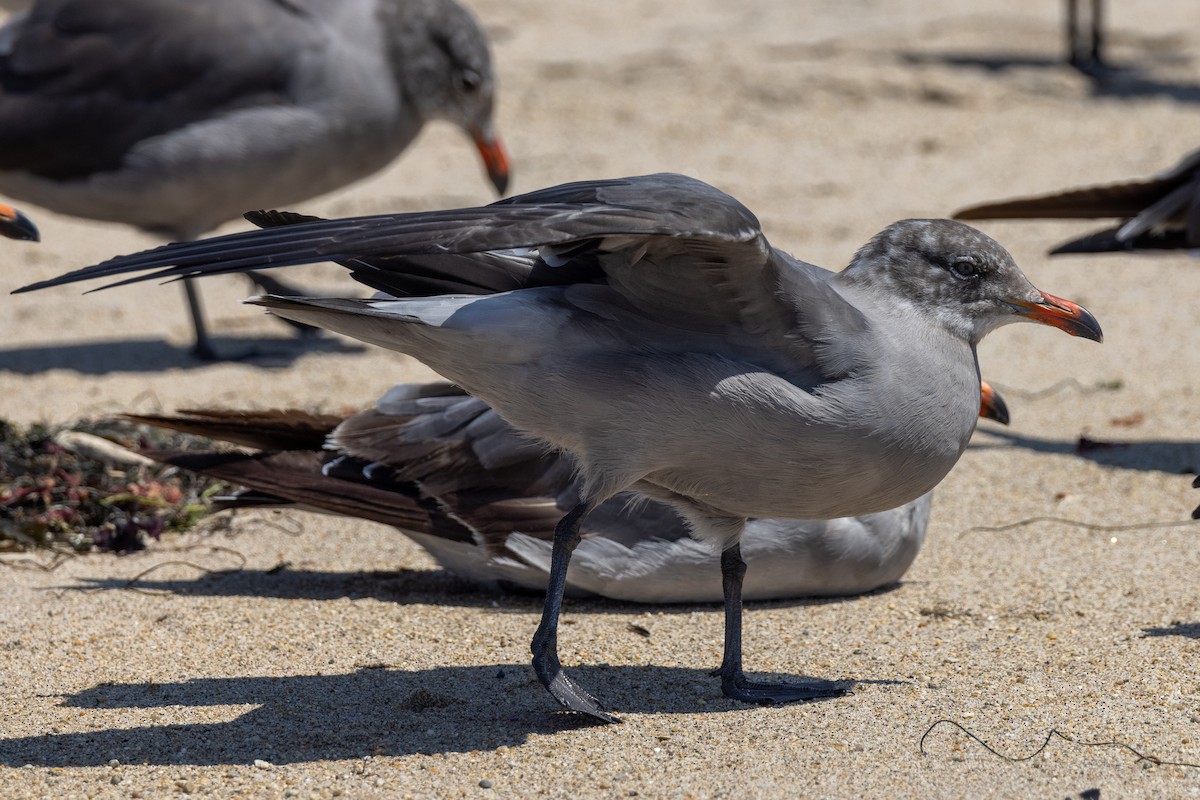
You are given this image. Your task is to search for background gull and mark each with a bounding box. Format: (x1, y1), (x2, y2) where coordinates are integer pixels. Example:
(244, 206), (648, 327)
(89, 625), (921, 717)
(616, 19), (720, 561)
(0, 0), (509, 359)
(0, 201), (36, 241)
(125, 379), (1010, 603)
(954, 147), (1200, 255)
(14, 172), (1102, 721)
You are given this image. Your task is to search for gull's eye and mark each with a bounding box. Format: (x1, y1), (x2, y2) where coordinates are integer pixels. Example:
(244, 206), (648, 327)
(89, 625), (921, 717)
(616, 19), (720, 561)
(456, 69), (483, 93)
(949, 257), (982, 280)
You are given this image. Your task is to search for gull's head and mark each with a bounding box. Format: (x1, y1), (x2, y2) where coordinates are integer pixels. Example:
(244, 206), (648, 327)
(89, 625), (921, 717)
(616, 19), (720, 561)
(401, 1), (509, 195)
(844, 219), (1102, 346)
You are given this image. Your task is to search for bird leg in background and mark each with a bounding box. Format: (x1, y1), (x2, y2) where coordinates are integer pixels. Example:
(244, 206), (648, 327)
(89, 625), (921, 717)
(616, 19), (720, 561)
(183, 270), (319, 360)
(530, 501), (618, 723)
(1066, 0), (1104, 74)
(718, 542), (851, 704)
(181, 279), (217, 361)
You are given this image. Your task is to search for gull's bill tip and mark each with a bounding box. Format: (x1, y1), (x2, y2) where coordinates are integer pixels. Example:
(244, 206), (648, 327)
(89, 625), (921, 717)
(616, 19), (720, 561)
(979, 380), (1010, 426)
(0, 203), (39, 242)
(1010, 292), (1103, 343)
(473, 128), (511, 196)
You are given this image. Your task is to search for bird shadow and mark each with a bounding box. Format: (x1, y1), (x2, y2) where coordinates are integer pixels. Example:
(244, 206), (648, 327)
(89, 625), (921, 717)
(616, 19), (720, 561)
(972, 428), (1200, 475)
(0, 663), (865, 767)
(66, 564), (903, 613)
(0, 336), (363, 374)
(899, 51), (1066, 73)
(69, 566), (526, 610)
(1086, 66), (1200, 103)
(897, 51), (1200, 104)
(1142, 622), (1200, 639)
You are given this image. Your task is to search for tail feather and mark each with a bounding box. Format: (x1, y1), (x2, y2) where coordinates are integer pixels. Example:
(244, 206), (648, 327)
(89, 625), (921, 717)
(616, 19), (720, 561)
(125, 409), (343, 451)
(246, 295), (427, 353)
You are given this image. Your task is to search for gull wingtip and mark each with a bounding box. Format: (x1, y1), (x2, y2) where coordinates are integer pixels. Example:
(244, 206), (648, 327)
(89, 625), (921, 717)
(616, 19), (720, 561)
(11, 278), (52, 295)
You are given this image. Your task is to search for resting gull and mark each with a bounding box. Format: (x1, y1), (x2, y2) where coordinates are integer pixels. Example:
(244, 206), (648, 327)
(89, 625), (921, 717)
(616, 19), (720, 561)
(127, 379), (1011, 603)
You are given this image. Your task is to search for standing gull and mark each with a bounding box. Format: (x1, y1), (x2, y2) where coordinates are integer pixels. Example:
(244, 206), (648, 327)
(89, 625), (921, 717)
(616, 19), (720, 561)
(954, 147), (1200, 255)
(126, 379), (1010, 603)
(14, 173), (1102, 721)
(0, 0), (508, 358)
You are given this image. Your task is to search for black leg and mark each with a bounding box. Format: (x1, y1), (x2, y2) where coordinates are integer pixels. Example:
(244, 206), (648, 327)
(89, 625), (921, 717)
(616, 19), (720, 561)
(1066, 0), (1080, 66)
(1066, 0), (1106, 74)
(530, 502), (618, 723)
(717, 542), (851, 705)
(182, 273), (319, 362)
(182, 279), (218, 361)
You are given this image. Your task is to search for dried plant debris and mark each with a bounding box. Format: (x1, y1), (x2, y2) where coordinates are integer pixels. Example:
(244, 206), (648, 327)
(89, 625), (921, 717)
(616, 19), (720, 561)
(0, 417), (225, 554)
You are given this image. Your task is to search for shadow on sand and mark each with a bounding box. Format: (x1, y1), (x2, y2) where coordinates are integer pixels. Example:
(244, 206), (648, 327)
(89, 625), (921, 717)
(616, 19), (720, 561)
(0, 560), (905, 766)
(65, 562), (902, 612)
(0, 335), (363, 374)
(972, 428), (1200, 476)
(1142, 622), (1200, 640)
(0, 664), (864, 766)
(898, 50), (1200, 104)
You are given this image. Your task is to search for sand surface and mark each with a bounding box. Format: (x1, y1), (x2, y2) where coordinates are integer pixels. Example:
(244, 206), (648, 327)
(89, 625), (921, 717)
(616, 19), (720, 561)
(3, 1), (1200, 797)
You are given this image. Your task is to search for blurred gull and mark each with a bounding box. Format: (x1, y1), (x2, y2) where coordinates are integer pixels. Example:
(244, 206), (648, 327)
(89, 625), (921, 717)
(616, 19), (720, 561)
(129, 379), (1010, 603)
(0, 0), (508, 358)
(0, 202), (35, 241)
(955, 147), (1200, 255)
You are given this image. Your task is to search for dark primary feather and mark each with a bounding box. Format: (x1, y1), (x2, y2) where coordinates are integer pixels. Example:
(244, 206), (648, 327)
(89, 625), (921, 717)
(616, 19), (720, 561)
(954, 181), (1186, 221)
(0, 0), (308, 179)
(247, 207), (550, 296)
(953, 148), (1200, 252)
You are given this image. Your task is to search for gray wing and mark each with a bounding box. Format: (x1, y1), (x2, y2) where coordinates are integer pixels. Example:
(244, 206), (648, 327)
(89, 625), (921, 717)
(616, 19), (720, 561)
(0, 0), (312, 179)
(17, 173), (868, 370)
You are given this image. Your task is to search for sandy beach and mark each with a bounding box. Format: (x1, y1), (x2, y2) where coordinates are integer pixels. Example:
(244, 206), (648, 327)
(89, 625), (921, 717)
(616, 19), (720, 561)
(3, 0), (1200, 796)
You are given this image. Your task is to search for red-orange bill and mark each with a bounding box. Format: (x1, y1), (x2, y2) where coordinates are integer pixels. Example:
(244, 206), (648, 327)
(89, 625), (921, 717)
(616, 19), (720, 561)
(474, 132), (511, 196)
(979, 380), (1009, 425)
(1010, 292), (1102, 342)
(0, 203), (38, 242)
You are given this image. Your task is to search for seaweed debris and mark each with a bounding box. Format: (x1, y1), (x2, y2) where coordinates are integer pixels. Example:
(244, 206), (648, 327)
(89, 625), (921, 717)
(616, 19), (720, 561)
(0, 418), (224, 554)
